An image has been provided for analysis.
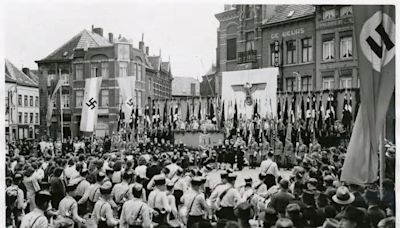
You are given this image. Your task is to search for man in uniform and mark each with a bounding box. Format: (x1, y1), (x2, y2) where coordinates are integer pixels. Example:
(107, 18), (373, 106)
(78, 172), (106, 214)
(181, 177), (211, 227)
(274, 138), (283, 167)
(72, 168), (90, 216)
(92, 182), (119, 227)
(148, 175), (171, 225)
(55, 180), (86, 227)
(20, 190), (51, 228)
(284, 138), (294, 169)
(120, 183), (152, 228)
(215, 173), (241, 221)
(112, 171), (133, 216)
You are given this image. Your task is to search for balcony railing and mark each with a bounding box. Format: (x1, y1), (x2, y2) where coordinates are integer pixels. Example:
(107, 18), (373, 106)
(238, 50), (257, 64)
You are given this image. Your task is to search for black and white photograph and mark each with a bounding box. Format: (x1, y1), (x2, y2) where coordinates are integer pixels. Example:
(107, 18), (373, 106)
(1, 1), (397, 228)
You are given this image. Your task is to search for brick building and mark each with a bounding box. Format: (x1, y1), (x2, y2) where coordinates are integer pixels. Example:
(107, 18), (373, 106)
(36, 26), (172, 138)
(214, 4), (395, 142)
(261, 5), (315, 92)
(5, 59), (40, 141)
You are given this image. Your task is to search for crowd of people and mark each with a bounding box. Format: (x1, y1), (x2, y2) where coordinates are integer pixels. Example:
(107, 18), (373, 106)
(5, 132), (396, 228)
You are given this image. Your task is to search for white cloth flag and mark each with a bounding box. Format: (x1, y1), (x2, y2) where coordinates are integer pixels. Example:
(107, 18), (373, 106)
(80, 77), (103, 132)
(117, 76), (136, 123)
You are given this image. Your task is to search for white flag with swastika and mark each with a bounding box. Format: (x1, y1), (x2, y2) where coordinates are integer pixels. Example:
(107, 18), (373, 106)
(117, 76), (136, 123)
(80, 77), (103, 132)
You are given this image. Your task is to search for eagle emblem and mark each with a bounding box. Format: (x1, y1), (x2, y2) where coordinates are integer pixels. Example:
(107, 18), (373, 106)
(231, 82), (267, 106)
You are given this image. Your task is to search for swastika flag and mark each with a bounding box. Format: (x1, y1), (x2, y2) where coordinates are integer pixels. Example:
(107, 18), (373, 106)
(117, 76), (136, 123)
(341, 5), (395, 184)
(80, 77), (103, 132)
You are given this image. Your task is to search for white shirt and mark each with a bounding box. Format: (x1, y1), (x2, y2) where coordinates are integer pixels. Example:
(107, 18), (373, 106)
(20, 208), (48, 228)
(134, 165), (147, 179)
(260, 158), (279, 178)
(166, 163), (180, 179)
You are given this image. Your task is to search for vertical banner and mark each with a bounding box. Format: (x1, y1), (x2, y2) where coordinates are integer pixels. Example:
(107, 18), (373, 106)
(341, 5), (395, 184)
(80, 77), (103, 132)
(117, 76), (136, 123)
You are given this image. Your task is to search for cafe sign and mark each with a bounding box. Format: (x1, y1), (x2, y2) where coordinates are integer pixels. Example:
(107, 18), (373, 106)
(271, 28), (305, 39)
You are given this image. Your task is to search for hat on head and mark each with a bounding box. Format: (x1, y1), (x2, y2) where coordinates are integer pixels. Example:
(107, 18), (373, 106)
(227, 173), (237, 181)
(244, 177), (253, 183)
(154, 175), (166, 186)
(80, 168), (89, 175)
(332, 186), (355, 205)
(100, 181), (113, 195)
(317, 218), (339, 228)
(342, 206), (365, 224)
(279, 179), (290, 189)
(13, 173), (23, 181)
(35, 190), (51, 202)
(324, 175), (334, 182)
(191, 177), (203, 186)
(220, 171), (229, 179)
(122, 171), (134, 180)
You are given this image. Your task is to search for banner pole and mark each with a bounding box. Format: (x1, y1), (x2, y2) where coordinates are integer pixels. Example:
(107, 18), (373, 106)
(59, 69), (64, 141)
(379, 122), (386, 199)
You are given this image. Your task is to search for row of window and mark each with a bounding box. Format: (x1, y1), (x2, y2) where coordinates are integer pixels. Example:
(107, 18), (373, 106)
(75, 90), (144, 108)
(18, 112), (39, 124)
(74, 62), (144, 81)
(285, 76), (354, 92)
(226, 32), (353, 65)
(47, 73), (70, 87)
(18, 95), (39, 107)
(322, 6), (352, 20)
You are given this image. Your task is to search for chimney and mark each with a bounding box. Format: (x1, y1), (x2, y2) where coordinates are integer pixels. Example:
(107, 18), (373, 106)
(139, 33), (145, 51)
(224, 4), (232, 11)
(92, 27), (103, 37)
(22, 67), (30, 76)
(108, 33), (114, 43)
(145, 46), (149, 55)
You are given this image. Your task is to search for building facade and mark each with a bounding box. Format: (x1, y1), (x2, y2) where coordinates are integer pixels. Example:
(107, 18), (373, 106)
(214, 4), (395, 142)
(172, 77), (200, 98)
(36, 26), (172, 138)
(5, 59), (40, 141)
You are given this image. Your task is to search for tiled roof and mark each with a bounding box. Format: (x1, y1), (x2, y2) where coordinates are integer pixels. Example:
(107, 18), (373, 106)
(265, 5), (315, 25)
(39, 29), (112, 62)
(148, 56), (161, 71)
(26, 70), (40, 84)
(5, 59), (38, 87)
(5, 73), (16, 83)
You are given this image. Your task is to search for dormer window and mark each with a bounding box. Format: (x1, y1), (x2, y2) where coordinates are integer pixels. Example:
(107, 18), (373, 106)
(323, 8), (335, 20)
(340, 6), (352, 17)
(287, 10), (294, 18)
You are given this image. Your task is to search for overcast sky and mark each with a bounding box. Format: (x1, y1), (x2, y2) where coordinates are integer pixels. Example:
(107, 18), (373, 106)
(4, 0), (224, 79)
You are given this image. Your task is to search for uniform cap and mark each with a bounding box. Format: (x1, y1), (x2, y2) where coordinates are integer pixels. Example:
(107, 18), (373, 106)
(191, 177), (203, 186)
(100, 181), (113, 194)
(154, 175), (166, 186)
(244, 177), (253, 183)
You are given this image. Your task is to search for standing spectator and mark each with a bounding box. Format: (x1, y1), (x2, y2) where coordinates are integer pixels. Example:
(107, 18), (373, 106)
(49, 167), (66, 210)
(268, 179), (294, 217)
(23, 166), (41, 212)
(20, 191), (52, 228)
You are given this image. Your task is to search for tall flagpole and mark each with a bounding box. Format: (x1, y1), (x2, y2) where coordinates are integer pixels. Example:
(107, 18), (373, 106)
(59, 69), (64, 141)
(379, 122), (386, 199)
